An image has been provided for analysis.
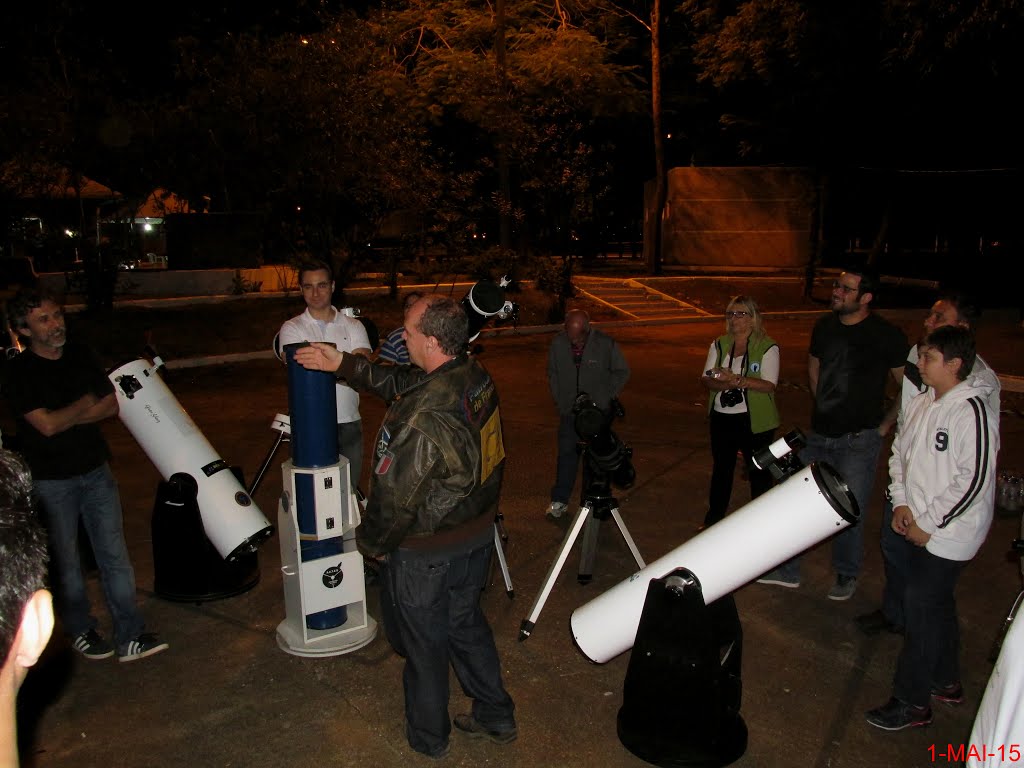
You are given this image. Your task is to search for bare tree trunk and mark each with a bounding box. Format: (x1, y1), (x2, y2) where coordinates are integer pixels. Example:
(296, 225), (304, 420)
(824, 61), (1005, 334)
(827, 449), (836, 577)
(648, 0), (665, 275)
(805, 171), (828, 299)
(495, 0), (513, 252)
(868, 199), (892, 268)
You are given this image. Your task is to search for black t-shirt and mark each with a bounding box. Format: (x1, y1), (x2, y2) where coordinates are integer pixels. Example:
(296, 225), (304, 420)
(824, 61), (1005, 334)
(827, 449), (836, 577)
(809, 312), (908, 436)
(4, 342), (114, 480)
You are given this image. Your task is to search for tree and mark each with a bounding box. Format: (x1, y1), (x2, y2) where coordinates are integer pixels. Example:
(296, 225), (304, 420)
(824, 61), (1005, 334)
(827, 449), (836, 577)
(370, 0), (644, 260)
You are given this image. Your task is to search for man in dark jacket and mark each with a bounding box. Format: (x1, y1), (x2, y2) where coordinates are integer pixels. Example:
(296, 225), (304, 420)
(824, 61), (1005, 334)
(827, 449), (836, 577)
(546, 309), (630, 518)
(294, 296), (516, 760)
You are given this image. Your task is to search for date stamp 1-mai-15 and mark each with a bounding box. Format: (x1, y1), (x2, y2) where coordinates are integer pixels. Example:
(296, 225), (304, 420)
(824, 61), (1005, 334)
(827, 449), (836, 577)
(929, 744), (1022, 763)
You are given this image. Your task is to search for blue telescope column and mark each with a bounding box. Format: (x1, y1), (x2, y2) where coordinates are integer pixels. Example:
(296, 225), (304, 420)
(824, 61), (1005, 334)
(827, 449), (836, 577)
(284, 342), (347, 630)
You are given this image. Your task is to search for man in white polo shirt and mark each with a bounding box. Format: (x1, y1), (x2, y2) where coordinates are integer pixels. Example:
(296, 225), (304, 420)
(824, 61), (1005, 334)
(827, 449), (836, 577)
(279, 259), (371, 488)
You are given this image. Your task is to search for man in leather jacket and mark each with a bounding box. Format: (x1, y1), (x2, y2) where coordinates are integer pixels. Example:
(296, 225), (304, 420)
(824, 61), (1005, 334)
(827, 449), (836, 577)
(294, 296), (516, 759)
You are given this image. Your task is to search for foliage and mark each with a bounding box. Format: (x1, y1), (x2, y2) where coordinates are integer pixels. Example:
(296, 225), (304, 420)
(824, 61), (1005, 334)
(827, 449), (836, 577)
(676, 0), (1024, 167)
(369, 0), (646, 255)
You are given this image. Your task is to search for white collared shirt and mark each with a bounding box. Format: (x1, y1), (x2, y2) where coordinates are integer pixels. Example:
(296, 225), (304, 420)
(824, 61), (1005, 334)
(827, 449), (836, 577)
(279, 307), (370, 423)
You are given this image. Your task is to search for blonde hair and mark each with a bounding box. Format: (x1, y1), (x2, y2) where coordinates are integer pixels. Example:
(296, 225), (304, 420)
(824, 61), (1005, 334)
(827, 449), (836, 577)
(724, 295), (765, 340)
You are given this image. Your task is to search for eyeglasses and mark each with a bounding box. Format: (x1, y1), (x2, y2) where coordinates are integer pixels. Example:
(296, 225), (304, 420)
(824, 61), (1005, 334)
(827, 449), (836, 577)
(725, 311), (750, 318)
(832, 280), (858, 294)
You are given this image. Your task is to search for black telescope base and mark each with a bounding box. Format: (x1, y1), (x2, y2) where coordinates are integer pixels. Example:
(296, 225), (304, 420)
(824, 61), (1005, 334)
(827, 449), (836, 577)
(617, 568), (747, 768)
(151, 474), (260, 603)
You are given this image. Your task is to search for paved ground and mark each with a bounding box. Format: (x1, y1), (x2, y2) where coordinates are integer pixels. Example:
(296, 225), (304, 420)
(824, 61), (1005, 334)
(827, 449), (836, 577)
(12, 308), (1024, 768)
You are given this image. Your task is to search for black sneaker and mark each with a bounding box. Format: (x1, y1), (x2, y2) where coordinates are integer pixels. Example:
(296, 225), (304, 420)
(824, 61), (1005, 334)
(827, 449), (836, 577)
(118, 633), (169, 663)
(424, 742), (450, 760)
(72, 629), (115, 660)
(827, 574), (858, 601)
(452, 714), (517, 745)
(931, 682), (965, 706)
(865, 698), (932, 731)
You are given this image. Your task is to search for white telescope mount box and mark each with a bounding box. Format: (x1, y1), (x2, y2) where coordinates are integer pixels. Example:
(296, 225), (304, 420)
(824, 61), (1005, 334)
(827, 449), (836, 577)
(276, 458), (377, 657)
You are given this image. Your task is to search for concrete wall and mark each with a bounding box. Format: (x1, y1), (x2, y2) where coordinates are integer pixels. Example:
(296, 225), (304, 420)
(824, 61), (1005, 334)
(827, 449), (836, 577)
(38, 264), (299, 299)
(647, 167), (817, 269)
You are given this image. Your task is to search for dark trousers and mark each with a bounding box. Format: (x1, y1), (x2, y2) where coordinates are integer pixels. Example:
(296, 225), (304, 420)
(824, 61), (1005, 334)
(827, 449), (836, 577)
(551, 413), (581, 504)
(705, 410), (775, 527)
(379, 539), (516, 757)
(893, 547), (963, 707)
(879, 500), (914, 627)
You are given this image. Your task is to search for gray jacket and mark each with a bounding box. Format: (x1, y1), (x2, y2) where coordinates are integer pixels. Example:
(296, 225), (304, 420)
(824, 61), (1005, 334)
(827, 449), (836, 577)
(547, 328), (630, 415)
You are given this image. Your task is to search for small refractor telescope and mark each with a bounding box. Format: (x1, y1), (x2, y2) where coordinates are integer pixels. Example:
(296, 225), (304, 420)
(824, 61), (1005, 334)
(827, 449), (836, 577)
(751, 429), (806, 481)
(461, 276), (519, 343)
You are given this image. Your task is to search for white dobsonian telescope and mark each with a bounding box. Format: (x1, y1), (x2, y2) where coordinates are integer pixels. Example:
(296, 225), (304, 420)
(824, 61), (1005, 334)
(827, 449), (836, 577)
(109, 355), (274, 564)
(571, 431), (858, 663)
(570, 430), (859, 768)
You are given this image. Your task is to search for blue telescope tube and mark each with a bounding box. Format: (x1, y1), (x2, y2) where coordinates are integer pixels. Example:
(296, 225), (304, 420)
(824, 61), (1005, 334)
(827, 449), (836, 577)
(285, 342), (347, 629)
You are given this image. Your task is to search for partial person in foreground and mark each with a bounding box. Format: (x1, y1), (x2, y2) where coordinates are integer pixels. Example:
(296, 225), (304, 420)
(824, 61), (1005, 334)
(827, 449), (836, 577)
(0, 449), (55, 768)
(546, 309), (630, 519)
(966, 592), (1024, 766)
(700, 296), (780, 529)
(293, 296), (516, 760)
(3, 289), (168, 663)
(857, 293), (1001, 637)
(865, 326), (998, 731)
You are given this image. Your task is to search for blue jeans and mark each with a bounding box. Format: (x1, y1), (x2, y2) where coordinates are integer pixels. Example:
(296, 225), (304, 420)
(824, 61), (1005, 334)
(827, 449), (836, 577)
(880, 499), (913, 627)
(777, 428), (883, 581)
(893, 548), (963, 707)
(551, 413), (581, 504)
(379, 539), (516, 757)
(35, 463), (144, 648)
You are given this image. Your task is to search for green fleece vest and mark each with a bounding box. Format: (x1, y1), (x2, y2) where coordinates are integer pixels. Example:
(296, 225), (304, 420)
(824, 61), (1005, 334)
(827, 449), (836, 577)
(706, 333), (781, 434)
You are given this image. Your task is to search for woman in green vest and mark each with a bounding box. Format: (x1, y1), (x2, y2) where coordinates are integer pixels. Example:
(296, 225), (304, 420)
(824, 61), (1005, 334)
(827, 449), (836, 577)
(700, 295), (780, 528)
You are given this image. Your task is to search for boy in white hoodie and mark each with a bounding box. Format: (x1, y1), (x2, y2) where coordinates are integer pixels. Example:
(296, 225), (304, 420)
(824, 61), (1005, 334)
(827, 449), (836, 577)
(866, 325), (999, 731)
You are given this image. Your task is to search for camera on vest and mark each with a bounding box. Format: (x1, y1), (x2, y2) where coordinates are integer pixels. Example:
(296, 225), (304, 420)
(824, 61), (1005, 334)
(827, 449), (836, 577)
(572, 393), (635, 489)
(719, 388), (745, 408)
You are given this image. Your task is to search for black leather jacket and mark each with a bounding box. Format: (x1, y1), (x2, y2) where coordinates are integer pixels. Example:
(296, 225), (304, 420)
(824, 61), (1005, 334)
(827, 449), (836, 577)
(339, 352), (505, 556)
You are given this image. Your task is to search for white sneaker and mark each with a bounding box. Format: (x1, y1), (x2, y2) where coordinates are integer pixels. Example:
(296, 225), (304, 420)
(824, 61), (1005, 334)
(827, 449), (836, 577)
(546, 501), (568, 519)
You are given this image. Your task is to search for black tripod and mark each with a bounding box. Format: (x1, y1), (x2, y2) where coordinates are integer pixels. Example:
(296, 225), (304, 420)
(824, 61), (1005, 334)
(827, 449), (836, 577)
(519, 460), (645, 640)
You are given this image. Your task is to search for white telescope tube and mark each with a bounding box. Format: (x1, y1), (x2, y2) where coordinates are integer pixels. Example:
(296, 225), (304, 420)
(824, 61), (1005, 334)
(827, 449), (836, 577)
(109, 359), (274, 560)
(571, 462), (857, 664)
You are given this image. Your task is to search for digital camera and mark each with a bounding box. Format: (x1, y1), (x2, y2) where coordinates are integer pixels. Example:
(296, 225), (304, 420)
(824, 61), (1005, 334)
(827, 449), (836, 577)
(720, 388), (745, 408)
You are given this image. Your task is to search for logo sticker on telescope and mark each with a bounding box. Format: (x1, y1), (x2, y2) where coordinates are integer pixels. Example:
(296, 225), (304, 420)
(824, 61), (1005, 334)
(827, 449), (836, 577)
(375, 451), (395, 475)
(322, 565), (343, 589)
(201, 459), (230, 477)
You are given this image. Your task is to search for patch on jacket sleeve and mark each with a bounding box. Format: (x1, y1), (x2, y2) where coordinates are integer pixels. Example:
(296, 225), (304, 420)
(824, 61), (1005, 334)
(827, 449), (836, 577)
(375, 426), (391, 458)
(375, 450), (395, 475)
(480, 406), (505, 483)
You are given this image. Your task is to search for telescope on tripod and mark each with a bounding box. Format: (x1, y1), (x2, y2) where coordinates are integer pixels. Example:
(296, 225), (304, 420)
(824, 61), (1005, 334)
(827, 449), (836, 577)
(519, 393), (641, 641)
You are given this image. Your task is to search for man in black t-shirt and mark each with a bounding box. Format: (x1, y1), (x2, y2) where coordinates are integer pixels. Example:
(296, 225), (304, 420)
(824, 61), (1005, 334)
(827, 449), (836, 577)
(758, 268), (907, 601)
(4, 289), (168, 663)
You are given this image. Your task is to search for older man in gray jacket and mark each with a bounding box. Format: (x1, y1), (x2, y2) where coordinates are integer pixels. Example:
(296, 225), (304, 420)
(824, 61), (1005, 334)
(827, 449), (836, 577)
(546, 309), (630, 518)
